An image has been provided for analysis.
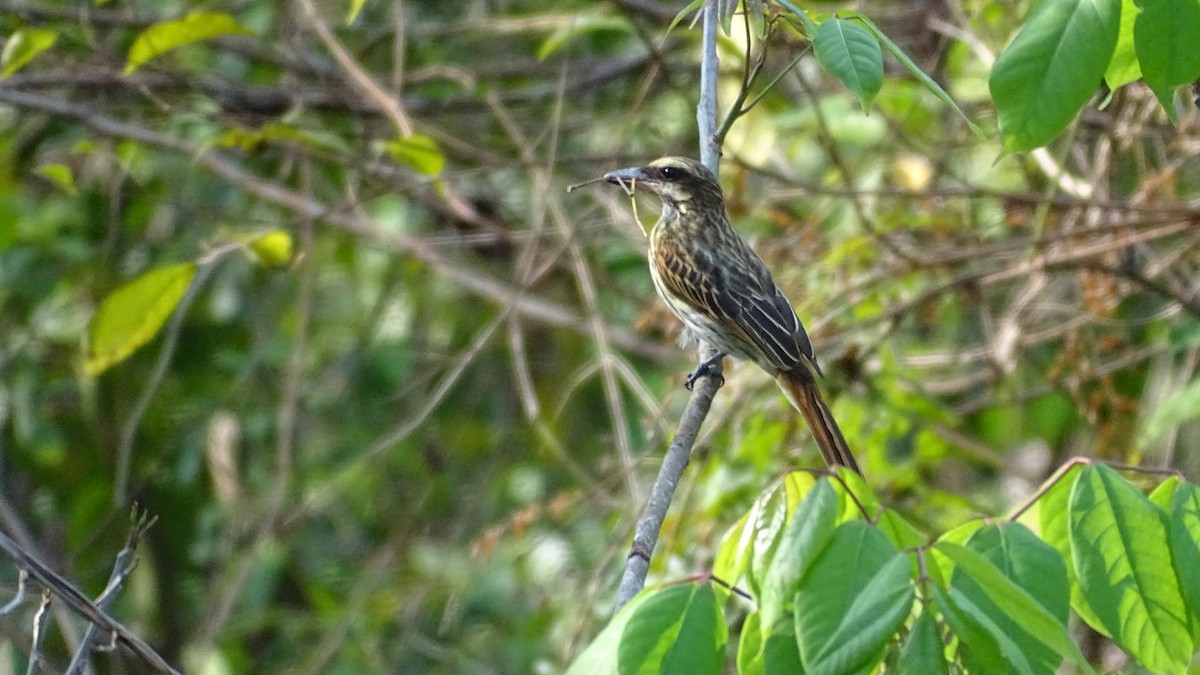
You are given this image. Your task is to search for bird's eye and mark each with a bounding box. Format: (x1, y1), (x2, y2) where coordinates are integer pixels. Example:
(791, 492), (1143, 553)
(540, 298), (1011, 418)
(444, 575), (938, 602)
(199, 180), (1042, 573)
(659, 166), (682, 180)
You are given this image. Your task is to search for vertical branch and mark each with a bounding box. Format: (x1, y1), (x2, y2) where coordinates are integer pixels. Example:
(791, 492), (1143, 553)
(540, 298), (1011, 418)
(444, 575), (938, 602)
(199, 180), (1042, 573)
(614, 0), (726, 613)
(698, 0), (721, 171)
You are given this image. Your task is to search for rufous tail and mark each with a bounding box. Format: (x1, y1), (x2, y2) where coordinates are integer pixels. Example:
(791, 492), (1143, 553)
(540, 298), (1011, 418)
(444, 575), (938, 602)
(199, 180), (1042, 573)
(776, 368), (861, 474)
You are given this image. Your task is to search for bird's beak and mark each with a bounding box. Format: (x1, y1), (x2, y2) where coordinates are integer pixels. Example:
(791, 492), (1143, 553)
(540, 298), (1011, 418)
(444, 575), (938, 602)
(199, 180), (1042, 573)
(603, 166), (651, 185)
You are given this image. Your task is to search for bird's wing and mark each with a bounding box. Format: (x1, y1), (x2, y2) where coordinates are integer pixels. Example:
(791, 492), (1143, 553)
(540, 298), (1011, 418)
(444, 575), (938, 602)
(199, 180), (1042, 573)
(654, 234), (808, 372)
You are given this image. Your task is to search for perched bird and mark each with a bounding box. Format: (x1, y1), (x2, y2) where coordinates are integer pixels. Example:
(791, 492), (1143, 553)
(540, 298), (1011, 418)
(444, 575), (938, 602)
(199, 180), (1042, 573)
(603, 156), (860, 474)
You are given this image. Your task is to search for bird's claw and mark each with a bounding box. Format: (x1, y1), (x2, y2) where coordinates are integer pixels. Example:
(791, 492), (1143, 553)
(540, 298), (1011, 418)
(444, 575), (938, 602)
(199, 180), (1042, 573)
(684, 354), (726, 390)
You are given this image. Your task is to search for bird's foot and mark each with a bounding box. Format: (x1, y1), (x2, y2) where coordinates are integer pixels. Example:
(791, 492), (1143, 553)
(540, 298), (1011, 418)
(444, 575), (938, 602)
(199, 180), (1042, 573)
(685, 353), (726, 390)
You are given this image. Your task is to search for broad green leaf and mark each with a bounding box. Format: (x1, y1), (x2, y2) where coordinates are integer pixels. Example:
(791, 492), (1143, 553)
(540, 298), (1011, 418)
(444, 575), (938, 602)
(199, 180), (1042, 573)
(760, 480), (838, 629)
(1069, 464), (1193, 673)
(812, 19), (883, 109)
(1138, 377), (1200, 449)
(1, 27), (57, 78)
(36, 163), (76, 195)
(618, 582), (726, 675)
(761, 615), (804, 675)
(989, 0), (1121, 151)
(384, 134), (445, 176)
(125, 12), (251, 74)
(1148, 475), (1181, 512)
(1105, 0), (1142, 89)
(748, 483), (788, 598)
(927, 519), (984, 586)
(948, 525), (1074, 675)
(896, 608), (949, 675)
(798, 539), (914, 675)
(782, 471), (819, 515)
(737, 611), (766, 675)
(936, 540), (1088, 673)
(842, 12), (983, 137)
(713, 507), (754, 587)
(876, 508), (927, 551)
(1134, 0), (1200, 121)
(86, 263), (198, 375)
(833, 466), (881, 522)
(565, 589), (650, 675)
(935, 584), (1036, 675)
(246, 231), (294, 268)
(1169, 484), (1200, 640)
(1026, 463), (1105, 628)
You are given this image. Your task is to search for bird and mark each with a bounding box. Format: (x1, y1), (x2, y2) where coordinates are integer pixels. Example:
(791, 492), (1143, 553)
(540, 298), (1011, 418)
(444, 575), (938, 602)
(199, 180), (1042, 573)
(601, 156), (860, 474)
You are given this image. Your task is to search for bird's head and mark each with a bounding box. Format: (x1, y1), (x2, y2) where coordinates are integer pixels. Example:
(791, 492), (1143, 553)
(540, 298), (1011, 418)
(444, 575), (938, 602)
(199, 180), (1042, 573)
(603, 157), (724, 215)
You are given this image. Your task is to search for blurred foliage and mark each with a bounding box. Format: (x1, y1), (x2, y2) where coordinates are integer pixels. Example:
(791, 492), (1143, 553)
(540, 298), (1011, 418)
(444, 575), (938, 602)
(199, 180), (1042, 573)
(0, 0), (1198, 672)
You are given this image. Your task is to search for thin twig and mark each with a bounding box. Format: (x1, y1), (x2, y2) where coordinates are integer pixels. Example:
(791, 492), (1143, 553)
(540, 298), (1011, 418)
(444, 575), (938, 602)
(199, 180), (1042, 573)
(0, 530), (180, 673)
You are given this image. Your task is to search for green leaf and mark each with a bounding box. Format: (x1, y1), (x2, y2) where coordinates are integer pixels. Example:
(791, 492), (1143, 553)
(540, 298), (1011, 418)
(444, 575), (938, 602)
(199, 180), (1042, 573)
(1134, 0), (1200, 121)
(947, 525), (1074, 675)
(618, 582), (726, 675)
(896, 608), (949, 675)
(86, 263), (198, 375)
(812, 18), (883, 109)
(1148, 475), (1181, 512)
(876, 508), (927, 551)
(1069, 464), (1193, 673)
(1026, 463), (1106, 627)
(245, 230), (294, 268)
(384, 134), (445, 176)
(934, 584), (1036, 675)
(1170, 484), (1200, 639)
(1138, 377), (1200, 449)
(796, 532), (914, 675)
(36, 163), (77, 195)
(747, 483), (789, 598)
(989, 0), (1121, 151)
(842, 12), (983, 137)
(565, 589), (650, 675)
(1, 27), (58, 78)
(736, 611), (766, 675)
(760, 480), (838, 629)
(1105, 0), (1142, 89)
(666, 0), (706, 35)
(761, 615), (804, 674)
(347, 0), (368, 25)
(936, 539), (1088, 673)
(125, 12), (251, 75)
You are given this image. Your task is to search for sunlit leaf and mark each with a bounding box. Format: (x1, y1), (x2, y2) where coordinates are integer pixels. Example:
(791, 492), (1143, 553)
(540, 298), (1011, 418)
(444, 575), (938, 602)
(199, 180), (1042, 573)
(246, 230), (294, 268)
(125, 12), (251, 74)
(1170, 484), (1200, 639)
(1105, 0), (1142, 89)
(347, 0), (368, 25)
(1069, 464), (1193, 672)
(384, 134), (445, 176)
(86, 263), (198, 375)
(36, 163), (76, 195)
(1, 27), (58, 78)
